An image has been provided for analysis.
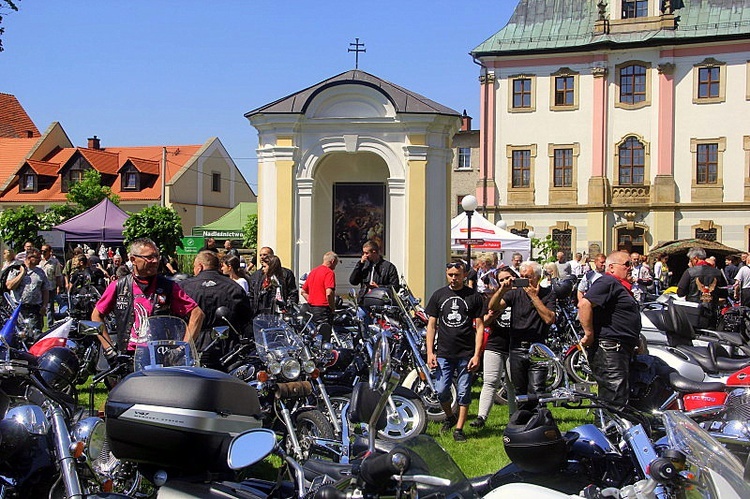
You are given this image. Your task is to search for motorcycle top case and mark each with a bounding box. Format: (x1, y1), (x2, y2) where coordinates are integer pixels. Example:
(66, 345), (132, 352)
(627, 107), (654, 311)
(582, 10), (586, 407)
(105, 366), (262, 472)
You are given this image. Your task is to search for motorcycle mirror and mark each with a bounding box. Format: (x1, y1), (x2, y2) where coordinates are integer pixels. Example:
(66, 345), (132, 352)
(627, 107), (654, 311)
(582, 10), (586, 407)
(78, 320), (105, 336)
(212, 326), (230, 341)
(528, 343), (556, 363)
(369, 332), (392, 391)
(227, 428), (277, 470)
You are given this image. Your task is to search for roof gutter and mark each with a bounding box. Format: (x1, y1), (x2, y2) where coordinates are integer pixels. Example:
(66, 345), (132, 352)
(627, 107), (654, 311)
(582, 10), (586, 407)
(472, 55), (489, 216)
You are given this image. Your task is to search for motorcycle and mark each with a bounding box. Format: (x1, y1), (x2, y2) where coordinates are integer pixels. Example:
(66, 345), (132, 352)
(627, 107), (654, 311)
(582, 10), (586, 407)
(0, 304), (130, 498)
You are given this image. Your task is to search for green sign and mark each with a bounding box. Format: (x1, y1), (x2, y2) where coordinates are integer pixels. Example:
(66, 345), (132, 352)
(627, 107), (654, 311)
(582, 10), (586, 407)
(176, 236), (203, 255)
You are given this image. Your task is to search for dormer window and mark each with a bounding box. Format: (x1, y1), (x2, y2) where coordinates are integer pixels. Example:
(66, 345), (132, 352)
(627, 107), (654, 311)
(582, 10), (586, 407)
(69, 166), (84, 185)
(20, 173), (36, 192)
(123, 172), (138, 190)
(622, 0), (648, 19)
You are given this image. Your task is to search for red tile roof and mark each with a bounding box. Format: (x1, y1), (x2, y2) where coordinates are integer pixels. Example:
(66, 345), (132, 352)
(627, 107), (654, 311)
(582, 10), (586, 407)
(0, 93), (40, 139)
(25, 159), (59, 176)
(0, 137), (38, 186)
(0, 144), (202, 202)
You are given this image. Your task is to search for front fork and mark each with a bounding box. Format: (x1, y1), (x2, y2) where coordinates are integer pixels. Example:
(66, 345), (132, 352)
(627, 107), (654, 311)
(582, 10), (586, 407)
(315, 377), (341, 435)
(49, 403), (84, 499)
(276, 399), (304, 460)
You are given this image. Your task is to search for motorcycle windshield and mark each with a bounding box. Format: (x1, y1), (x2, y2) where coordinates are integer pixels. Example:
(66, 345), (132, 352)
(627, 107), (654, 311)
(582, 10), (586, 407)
(663, 410), (750, 497)
(133, 316), (198, 371)
(398, 435), (479, 498)
(253, 314), (303, 360)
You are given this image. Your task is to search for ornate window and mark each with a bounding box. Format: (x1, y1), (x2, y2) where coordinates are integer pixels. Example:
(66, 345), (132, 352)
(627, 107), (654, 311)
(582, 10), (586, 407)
(552, 228), (572, 259)
(508, 75), (536, 113)
(550, 68), (580, 111)
(619, 65), (647, 104)
(693, 220), (721, 243)
(693, 58), (726, 104)
(457, 148), (471, 170)
(622, 0), (649, 18)
(553, 149), (573, 187)
(696, 143), (718, 184)
(512, 150), (531, 188)
(618, 137), (645, 185)
(690, 138), (725, 202)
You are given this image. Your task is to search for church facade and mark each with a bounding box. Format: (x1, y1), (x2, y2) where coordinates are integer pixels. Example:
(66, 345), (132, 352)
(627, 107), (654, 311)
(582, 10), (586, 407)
(472, 0), (750, 257)
(246, 70), (461, 299)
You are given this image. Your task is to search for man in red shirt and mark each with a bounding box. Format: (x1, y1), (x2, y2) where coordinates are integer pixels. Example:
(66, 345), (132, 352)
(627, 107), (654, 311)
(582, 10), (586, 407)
(301, 251), (339, 327)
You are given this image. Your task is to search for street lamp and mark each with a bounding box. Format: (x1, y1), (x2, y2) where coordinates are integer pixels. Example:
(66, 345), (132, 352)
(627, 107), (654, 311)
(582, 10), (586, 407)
(527, 230), (535, 260)
(495, 219), (507, 230)
(461, 195), (478, 267)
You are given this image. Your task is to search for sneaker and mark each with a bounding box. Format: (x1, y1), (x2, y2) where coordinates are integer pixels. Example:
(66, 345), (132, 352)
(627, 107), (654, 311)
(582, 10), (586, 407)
(440, 415), (458, 433)
(469, 416), (486, 429)
(453, 428), (467, 442)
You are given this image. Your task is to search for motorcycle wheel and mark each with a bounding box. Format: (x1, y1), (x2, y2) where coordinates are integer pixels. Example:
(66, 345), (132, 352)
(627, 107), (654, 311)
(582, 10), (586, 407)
(564, 348), (596, 385)
(378, 393), (427, 442)
(493, 359), (565, 405)
(407, 377), (458, 422)
(294, 409), (335, 458)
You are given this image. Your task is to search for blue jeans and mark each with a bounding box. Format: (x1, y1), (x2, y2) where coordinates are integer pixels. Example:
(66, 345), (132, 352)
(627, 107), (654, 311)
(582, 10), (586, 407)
(435, 357), (473, 406)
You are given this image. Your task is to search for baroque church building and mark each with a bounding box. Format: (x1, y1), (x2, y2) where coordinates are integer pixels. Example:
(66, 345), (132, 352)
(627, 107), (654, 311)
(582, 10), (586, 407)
(471, 0), (750, 256)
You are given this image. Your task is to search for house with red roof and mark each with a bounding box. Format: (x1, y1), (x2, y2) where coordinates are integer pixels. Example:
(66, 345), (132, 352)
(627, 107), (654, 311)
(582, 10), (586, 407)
(0, 93), (256, 237)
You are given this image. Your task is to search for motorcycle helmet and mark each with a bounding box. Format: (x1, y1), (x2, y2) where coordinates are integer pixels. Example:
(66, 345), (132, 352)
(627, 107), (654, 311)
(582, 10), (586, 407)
(552, 276), (576, 300)
(502, 407), (566, 473)
(361, 287), (391, 310)
(36, 347), (80, 393)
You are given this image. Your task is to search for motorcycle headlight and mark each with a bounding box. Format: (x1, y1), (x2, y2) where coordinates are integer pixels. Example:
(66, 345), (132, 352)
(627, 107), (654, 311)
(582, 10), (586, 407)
(302, 360), (316, 374)
(6, 405), (50, 436)
(281, 358), (301, 380)
(268, 361), (282, 376)
(71, 417), (106, 462)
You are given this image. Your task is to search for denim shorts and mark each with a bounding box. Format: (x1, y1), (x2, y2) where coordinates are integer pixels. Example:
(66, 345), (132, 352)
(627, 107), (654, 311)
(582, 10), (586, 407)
(435, 357), (473, 406)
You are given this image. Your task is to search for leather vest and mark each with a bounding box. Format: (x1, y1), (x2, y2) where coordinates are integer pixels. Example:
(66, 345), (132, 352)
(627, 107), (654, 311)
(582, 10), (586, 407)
(111, 274), (173, 351)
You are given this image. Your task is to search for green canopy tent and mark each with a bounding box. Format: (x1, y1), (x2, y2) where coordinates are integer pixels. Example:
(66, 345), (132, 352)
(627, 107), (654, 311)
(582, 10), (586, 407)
(191, 202), (257, 239)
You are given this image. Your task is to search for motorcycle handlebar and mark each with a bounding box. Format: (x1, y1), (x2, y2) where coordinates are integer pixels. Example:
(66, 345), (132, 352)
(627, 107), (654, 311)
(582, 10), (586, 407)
(360, 448), (411, 488)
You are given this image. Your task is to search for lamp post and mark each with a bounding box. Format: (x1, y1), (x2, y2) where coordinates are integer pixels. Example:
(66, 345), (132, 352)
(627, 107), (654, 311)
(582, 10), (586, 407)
(527, 230), (535, 260)
(461, 195), (478, 267)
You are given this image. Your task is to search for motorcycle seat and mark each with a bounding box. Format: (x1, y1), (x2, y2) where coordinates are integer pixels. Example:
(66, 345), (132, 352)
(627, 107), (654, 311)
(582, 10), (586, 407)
(667, 372), (725, 393)
(714, 355), (750, 372)
(675, 345), (718, 373)
(695, 328), (746, 348)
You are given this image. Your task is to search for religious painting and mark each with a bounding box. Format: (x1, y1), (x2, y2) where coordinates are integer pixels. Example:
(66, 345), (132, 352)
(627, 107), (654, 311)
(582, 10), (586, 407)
(333, 183), (386, 257)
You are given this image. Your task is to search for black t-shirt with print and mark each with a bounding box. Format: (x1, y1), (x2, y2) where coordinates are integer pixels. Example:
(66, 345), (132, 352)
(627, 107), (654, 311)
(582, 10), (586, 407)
(425, 285), (483, 359)
(485, 308), (511, 353)
(502, 285), (556, 342)
(583, 273), (641, 348)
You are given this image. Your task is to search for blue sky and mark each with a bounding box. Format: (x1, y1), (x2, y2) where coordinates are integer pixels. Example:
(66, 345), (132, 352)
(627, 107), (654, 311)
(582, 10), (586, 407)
(0, 1), (515, 191)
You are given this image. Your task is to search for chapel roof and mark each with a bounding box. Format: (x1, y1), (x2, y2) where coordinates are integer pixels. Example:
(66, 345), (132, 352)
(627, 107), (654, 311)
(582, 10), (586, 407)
(246, 69), (459, 117)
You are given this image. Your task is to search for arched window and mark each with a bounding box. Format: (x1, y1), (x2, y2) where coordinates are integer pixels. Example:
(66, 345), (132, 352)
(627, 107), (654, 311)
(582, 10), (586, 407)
(619, 137), (645, 185)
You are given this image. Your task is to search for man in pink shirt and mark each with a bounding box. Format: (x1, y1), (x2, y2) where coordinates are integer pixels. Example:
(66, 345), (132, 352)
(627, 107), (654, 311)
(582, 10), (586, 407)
(92, 238), (204, 360)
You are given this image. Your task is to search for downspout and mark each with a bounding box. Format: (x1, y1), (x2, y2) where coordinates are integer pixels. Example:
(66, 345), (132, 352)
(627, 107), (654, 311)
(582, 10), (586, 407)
(471, 55), (489, 215)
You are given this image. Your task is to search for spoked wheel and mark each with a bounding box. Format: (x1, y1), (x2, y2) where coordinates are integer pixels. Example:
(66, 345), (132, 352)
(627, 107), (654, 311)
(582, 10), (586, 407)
(408, 377), (458, 422)
(564, 348), (596, 385)
(293, 409), (335, 460)
(378, 393), (427, 442)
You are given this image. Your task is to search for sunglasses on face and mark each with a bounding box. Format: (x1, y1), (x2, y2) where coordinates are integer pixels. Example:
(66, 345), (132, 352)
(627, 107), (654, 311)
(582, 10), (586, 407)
(446, 262), (464, 270)
(612, 261), (632, 268)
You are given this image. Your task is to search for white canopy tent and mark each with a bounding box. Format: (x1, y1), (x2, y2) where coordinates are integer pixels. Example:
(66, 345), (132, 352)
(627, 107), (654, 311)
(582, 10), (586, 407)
(450, 211), (531, 261)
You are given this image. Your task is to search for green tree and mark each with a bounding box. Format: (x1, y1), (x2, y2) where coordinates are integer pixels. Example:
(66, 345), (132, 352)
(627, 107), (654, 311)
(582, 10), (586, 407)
(39, 204), (85, 230)
(0, 1), (19, 53)
(123, 206), (184, 257)
(242, 214), (258, 249)
(66, 169), (120, 210)
(530, 235), (560, 264)
(0, 205), (43, 250)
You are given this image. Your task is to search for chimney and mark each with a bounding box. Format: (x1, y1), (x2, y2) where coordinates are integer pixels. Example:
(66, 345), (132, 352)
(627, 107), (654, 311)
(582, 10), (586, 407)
(87, 136), (101, 150)
(460, 110), (472, 132)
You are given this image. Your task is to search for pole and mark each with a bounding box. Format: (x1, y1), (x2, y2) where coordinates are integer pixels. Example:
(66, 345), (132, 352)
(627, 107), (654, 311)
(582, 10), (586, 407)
(466, 210), (473, 268)
(161, 147), (167, 208)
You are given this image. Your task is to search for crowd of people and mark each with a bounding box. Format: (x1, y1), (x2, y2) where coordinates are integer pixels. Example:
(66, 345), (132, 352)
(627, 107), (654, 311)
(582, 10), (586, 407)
(4, 235), (746, 445)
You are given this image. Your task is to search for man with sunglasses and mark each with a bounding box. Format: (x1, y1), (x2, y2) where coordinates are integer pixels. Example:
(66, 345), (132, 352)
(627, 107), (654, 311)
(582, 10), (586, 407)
(425, 261), (484, 442)
(92, 238), (204, 362)
(578, 251), (641, 407)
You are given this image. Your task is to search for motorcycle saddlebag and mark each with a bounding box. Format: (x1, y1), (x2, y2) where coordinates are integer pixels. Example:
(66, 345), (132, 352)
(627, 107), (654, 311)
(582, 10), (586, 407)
(105, 366), (262, 472)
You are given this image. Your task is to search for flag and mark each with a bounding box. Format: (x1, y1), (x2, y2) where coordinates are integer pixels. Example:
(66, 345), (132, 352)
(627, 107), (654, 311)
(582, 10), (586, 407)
(0, 304), (22, 347)
(29, 318), (74, 357)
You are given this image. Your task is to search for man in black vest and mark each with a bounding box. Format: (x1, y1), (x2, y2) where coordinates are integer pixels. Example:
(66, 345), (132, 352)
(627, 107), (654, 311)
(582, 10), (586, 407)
(677, 246), (728, 327)
(92, 238), (204, 361)
(180, 251), (253, 369)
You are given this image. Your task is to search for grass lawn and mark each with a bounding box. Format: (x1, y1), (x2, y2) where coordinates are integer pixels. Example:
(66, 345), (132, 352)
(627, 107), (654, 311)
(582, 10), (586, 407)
(425, 384), (594, 478)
